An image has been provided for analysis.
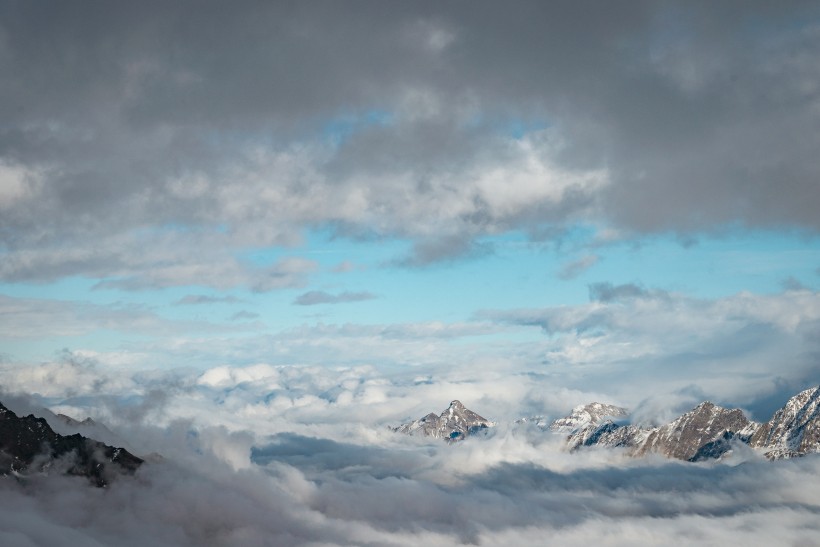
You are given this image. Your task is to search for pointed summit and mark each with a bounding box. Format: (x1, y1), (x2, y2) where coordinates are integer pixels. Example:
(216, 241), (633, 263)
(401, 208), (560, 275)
(550, 402), (629, 433)
(393, 400), (492, 441)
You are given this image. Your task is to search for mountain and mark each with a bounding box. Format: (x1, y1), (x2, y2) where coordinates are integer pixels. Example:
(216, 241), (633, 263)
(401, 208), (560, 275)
(549, 402), (629, 433)
(635, 401), (758, 460)
(393, 400), (492, 441)
(0, 401), (143, 486)
(749, 386), (820, 459)
(557, 386), (820, 461)
(559, 401), (759, 460)
(567, 421), (647, 452)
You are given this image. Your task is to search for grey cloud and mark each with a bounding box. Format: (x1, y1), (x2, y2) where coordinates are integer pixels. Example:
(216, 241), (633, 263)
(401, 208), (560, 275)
(175, 294), (243, 306)
(782, 276), (809, 292)
(0, 229), (316, 291)
(3, 2), (816, 280)
(395, 234), (494, 268)
(587, 282), (676, 303)
(558, 254), (599, 280)
(0, 294), (222, 340)
(588, 282), (651, 302)
(293, 290), (377, 306)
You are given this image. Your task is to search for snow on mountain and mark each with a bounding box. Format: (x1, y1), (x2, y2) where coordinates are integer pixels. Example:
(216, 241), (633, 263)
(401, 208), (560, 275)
(566, 421), (648, 452)
(393, 400), (493, 441)
(558, 388), (820, 462)
(635, 401), (758, 460)
(546, 397), (769, 461)
(750, 386), (820, 459)
(391, 387), (820, 461)
(549, 402), (629, 433)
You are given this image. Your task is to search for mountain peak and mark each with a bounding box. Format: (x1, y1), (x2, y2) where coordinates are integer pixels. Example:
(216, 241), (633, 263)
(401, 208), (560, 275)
(750, 385), (820, 458)
(393, 400), (491, 441)
(550, 402), (629, 433)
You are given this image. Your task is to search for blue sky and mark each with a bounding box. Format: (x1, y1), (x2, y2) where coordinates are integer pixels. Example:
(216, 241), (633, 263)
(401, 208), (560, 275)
(3, 225), (819, 369)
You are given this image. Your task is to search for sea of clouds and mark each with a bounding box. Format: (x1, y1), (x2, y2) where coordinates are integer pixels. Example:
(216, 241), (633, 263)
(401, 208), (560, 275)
(1, 337), (819, 546)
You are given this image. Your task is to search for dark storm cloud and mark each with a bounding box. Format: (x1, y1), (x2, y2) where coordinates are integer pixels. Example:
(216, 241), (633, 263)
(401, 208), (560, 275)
(1, 1), (819, 281)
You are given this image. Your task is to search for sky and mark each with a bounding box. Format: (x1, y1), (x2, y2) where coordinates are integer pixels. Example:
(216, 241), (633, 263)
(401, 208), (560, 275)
(1, 1), (820, 545)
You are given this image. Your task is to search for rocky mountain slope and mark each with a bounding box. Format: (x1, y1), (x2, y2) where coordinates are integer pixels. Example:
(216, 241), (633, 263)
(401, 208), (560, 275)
(749, 386), (820, 459)
(556, 386), (820, 461)
(0, 401), (143, 486)
(635, 402), (757, 460)
(549, 402), (628, 433)
(393, 400), (492, 441)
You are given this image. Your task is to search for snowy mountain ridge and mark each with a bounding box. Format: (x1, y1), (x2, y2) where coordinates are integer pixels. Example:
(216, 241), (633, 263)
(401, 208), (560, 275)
(556, 386), (820, 461)
(397, 386), (820, 462)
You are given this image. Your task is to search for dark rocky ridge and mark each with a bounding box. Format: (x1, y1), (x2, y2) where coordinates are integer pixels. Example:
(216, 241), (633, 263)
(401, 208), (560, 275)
(0, 401), (143, 486)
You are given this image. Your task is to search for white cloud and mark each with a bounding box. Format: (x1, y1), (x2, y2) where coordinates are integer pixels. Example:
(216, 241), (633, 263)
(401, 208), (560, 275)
(2, 374), (820, 546)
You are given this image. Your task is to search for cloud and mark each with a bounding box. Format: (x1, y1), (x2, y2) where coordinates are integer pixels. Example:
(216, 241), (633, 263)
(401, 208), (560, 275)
(782, 276), (809, 292)
(479, 287), (820, 414)
(588, 282), (651, 302)
(558, 254), (599, 280)
(175, 295), (243, 306)
(293, 290), (377, 306)
(1, 365), (820, 546)
(392, 234), (495, 267)
(0, 294), (221, 340)
(3, 3), (817, 279)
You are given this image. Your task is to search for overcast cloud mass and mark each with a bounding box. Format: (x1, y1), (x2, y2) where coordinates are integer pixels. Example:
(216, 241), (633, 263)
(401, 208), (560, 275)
(2, 1), (820, 545)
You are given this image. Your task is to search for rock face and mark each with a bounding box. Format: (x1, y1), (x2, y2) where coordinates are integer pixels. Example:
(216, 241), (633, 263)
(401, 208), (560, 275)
(559, 386), (820, 462)
(749, 386), (820, 459)
(561, 401), (760, 460)
(0, 402), (143, 486)
(568, 422), (647, 452)
(635, 402), (757, 461)
(393, 400), (492, 441)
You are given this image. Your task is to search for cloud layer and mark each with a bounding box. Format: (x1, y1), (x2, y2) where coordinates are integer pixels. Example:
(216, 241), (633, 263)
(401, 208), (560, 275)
(2, 2), (820, 285)
(1, 357), (820, 546)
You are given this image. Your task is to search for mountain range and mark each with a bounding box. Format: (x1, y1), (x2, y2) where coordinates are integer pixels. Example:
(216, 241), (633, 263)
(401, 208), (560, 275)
(395, 386), (820, 461)
(562, 386), (820, 461)
(2, 384), (817, 490)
